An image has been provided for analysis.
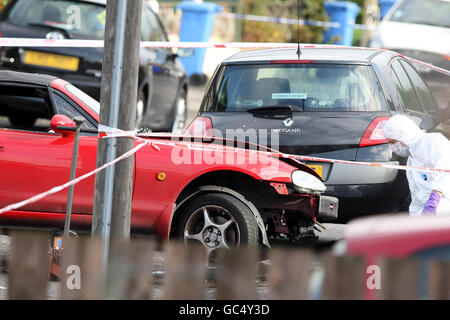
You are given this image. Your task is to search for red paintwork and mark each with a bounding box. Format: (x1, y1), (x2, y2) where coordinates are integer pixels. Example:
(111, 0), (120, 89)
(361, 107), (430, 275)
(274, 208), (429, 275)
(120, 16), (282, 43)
(50, 114), (76, 135)
(346, 214), (450, 258)
(0, 78), (314, 239)
(345, 214), (450, 299)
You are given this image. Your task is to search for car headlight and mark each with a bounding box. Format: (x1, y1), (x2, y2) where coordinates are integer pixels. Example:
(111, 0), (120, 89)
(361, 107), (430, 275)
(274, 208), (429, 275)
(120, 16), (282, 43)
(291, 170), (326, 194)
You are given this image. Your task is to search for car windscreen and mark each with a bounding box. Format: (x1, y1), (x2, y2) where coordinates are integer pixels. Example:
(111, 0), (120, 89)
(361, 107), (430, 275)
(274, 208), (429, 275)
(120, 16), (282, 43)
(388, 0), (450, 28)
(6, 0), (106, 39)
(211, 64), (388, 112)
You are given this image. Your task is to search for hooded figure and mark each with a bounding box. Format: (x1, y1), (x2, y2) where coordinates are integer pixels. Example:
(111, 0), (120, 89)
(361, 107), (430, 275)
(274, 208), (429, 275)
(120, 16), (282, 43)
(383, 115), (450, 216)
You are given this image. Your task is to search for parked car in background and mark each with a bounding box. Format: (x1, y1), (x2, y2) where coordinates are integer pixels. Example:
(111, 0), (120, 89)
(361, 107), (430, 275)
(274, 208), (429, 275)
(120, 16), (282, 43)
(0, 0), (191, 132)
(369, 0), (450, 107)
(186, 47), (450, 222)
(0, 70), (339, 261)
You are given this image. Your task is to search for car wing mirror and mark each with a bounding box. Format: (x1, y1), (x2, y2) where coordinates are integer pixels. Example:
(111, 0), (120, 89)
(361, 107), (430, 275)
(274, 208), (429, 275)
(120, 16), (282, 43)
(50, 114), (76, 136)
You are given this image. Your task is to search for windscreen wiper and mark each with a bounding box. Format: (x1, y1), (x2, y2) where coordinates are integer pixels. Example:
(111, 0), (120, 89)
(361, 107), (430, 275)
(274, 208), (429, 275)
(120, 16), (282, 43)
(246, 105), (301, 114)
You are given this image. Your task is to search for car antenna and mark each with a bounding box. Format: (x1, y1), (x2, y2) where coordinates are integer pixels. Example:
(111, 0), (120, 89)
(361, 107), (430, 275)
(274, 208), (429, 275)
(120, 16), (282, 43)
(296, 0), (302, 59)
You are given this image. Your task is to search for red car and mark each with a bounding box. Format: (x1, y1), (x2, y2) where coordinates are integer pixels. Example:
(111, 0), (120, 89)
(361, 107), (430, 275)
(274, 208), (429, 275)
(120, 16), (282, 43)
(0, 71), (338, 259)
(339, 214), (450, 299)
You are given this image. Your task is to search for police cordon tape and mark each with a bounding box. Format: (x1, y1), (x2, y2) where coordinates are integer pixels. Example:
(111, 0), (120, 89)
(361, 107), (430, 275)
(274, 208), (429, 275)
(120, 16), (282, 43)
(0, 139), (151, 215)
(73, 127), (450, 177)
(0, 38), (448, 76)
(0, 126), (449, 215)
(218, 12), (376, 30)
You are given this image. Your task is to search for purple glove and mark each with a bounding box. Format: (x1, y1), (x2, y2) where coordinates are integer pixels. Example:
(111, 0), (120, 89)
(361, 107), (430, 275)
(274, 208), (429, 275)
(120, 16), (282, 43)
(422, 192), (441, 215)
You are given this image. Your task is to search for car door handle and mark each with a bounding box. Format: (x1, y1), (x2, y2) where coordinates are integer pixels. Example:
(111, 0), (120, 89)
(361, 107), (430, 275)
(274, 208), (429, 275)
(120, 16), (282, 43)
(0, 143), (4, 152)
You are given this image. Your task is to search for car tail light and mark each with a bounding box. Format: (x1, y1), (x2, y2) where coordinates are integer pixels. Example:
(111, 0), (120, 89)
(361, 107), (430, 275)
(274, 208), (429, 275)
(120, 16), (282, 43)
(359, 117), (390, 147)
(185, 116), (214, 137)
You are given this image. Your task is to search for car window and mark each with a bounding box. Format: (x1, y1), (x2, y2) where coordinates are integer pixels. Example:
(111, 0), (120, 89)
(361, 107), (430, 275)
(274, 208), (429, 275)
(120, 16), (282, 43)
(53, 93), (96, 130)
(0, 84), (52, 131)
(6, 0), (106, 40)
(388, 0), (450, 28)
(399, 60), (438, 113)
(142, 6), (167, 42)
(390, 69), (408, 111)
(210, 64), (387, 112)
(391, 60), (423, 113)
(204, 66), (226, 112)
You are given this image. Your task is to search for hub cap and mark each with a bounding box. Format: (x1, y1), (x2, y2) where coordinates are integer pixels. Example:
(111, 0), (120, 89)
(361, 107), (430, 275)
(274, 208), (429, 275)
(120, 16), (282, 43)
(184, 205), (240, 263)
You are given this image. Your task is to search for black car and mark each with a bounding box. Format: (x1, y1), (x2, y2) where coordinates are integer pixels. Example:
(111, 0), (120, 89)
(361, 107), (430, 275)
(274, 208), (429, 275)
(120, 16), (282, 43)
(187, 47), (450, 222)
(0, 0), (190, 132)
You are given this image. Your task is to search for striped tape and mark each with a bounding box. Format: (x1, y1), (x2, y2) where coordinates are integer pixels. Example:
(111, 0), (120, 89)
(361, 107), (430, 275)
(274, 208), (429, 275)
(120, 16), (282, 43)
(218, 12), (376, 30)
(0, 140), (151, 215)
(174, 139), (450, 175)
(1, 130), (449, 215)
(0, 38), (448, 76)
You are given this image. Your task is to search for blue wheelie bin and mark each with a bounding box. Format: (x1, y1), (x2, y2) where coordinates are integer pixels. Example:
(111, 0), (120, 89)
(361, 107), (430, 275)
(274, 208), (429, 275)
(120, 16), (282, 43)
(177, 1), (223, 83)
(323, 1), (361, 46)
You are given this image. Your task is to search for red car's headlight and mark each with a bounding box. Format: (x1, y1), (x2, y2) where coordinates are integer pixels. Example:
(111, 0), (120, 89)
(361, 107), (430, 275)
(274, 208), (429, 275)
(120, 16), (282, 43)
(291, 170), (326, 194)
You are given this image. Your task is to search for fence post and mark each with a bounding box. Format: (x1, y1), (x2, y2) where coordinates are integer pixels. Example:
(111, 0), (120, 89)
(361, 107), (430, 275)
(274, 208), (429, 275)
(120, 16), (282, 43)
(105, 237), (154, 299)
(216, 247), (258, 300)
(322, 253), (366, 299)
(163, 241), (206, 299)
(428, 261), (450, 300)
(268, 247), (314, 300)
(8, 230), (50, 300)
(376, 257), (421, 300)
(60, 236), (104, 299)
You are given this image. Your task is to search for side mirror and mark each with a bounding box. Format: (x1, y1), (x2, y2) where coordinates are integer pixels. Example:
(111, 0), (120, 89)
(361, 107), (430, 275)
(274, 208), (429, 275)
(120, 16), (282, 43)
(51, 114), (76, 136)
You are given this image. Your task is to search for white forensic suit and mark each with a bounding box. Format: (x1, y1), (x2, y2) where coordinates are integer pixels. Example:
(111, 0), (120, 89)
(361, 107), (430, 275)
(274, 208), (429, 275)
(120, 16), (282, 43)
(383, 115), (450, 216)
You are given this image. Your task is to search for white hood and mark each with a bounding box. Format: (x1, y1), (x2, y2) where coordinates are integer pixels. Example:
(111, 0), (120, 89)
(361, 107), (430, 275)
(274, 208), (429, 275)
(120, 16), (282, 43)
(375, 21), (450, 55)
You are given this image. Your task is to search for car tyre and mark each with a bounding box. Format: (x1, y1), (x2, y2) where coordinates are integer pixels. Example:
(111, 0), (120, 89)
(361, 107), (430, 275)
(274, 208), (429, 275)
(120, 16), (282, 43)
(171, 89), (187, 133)
(175, 192), (259, 263)
(136, 90), (146, 129)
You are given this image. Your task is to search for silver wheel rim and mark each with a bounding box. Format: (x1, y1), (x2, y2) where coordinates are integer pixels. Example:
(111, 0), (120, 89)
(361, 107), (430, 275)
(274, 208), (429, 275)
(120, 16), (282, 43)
(136, 98), (144, 128)
(184, 205), (240, 263)
(171, 96), (186, 133)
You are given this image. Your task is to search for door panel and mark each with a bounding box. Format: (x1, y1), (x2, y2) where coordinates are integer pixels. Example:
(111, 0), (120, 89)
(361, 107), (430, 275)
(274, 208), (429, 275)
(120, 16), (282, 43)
(0, 129), (97, 214)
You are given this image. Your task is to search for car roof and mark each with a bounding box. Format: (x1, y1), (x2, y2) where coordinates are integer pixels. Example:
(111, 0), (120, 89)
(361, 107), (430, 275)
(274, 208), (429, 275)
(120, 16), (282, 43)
(223, 47), (393, 64)
(0, 70), (58, 86)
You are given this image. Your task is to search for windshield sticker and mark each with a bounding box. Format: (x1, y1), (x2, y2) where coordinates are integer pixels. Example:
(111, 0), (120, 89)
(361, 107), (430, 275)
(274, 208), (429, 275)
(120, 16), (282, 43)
(242, 99), (264, 107)
(272, 93), (307, 99)
(97, 10), (106, 26)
